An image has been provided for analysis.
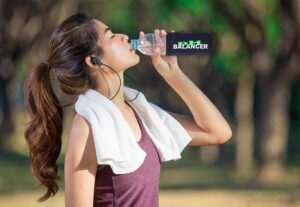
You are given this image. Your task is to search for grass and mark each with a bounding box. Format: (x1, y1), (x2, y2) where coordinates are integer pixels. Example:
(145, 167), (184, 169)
(0, 109), (299, 206)
(1, 189), (300, 207)
(0, 147), (299, 207)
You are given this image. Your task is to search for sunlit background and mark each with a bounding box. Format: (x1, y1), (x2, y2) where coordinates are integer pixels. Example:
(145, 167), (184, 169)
(0, 0), (299, 206)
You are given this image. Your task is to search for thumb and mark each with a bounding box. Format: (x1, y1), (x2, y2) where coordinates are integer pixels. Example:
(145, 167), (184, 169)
(152, 47), (161, 59)
(154, 46), (161, 56)
(151, 47), (162, 65)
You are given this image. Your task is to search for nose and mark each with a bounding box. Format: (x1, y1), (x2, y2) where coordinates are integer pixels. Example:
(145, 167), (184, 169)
(122, 34), (129, 42)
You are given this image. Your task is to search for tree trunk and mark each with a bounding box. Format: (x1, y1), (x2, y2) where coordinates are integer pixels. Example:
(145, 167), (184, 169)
(258, 73), (291, 181)
(0, 56), (15, 149)
(235, 67), (256, 176)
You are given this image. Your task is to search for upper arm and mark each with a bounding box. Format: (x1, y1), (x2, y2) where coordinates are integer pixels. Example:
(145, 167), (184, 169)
(64, 113), (97, 207)
(166, 111), (232, 146)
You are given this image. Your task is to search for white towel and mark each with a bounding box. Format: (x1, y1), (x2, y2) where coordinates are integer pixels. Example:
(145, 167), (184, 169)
(74, 86), (192, 174)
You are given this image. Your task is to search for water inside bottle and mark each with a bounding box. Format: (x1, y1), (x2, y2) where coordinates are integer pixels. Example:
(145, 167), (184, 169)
(137, 45), (166, 56)
(131, 33), (167, 55)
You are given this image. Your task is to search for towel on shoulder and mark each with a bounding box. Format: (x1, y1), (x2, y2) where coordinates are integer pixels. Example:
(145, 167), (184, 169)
(74, 86), (192, 174)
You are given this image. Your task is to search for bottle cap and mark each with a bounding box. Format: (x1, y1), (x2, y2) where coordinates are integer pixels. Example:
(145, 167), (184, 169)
(130, 39), (138, 50)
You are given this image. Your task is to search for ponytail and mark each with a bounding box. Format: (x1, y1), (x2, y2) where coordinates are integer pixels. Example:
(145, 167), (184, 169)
(24, 61), (63, 202)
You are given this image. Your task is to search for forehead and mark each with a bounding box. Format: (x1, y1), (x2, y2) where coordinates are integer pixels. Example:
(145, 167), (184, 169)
(94, 20), (110, 36)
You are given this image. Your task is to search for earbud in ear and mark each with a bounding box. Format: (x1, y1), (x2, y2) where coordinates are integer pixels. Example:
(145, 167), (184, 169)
(91, 56), (102, 65)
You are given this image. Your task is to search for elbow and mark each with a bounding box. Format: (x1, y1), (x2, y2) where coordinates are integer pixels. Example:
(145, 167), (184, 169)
(216, 127), (232, 144)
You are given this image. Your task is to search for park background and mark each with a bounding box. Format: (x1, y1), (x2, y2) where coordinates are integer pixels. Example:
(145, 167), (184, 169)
(0, 0), (299, 206)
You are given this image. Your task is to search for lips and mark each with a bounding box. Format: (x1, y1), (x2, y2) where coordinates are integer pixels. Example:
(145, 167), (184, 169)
(129, 46), (135, 52)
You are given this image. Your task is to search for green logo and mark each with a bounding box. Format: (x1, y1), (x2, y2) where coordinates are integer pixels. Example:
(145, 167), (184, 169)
(173, 40), (207, 50)
(178, 40), (201, 46)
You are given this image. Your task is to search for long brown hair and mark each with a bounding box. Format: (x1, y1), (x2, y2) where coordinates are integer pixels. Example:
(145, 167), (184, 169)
(24, 13), (102, 202)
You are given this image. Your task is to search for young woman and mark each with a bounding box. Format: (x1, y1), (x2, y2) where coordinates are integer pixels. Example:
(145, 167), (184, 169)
(24, 13), (232, 207)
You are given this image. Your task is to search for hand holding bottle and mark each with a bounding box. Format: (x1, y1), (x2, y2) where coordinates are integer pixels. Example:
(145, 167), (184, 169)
(139, 29), (182, 79)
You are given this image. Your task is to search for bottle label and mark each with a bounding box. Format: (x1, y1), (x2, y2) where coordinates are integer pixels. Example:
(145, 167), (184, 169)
(166, 32), (211, 56)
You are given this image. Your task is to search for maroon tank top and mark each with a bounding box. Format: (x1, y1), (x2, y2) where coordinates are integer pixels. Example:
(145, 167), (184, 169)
(93, 105), (162, 207)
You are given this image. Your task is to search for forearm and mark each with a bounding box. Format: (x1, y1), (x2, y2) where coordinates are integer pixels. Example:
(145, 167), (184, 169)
(163, 68), (232, 137)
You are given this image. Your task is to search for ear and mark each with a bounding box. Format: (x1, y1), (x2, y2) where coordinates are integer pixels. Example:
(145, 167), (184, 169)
(84, 56), (100, 72)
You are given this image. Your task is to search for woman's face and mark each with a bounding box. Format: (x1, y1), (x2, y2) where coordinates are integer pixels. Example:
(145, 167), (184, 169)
(94, 20), (140, 71)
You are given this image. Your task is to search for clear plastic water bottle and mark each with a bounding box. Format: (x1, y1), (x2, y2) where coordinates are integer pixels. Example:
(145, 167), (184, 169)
(131, 33), (166, 56)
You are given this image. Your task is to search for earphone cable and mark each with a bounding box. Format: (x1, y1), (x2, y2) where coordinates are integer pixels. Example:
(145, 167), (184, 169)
(101, 62), (140, 102)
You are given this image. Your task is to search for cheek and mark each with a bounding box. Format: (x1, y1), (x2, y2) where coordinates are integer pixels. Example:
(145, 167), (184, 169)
(104, 42), (126, 61)
(102, 41), (138, 69)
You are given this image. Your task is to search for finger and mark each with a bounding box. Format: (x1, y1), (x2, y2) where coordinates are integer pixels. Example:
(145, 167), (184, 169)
(154, 29), (160, 43)
(139, 31), (145, 38)
(161, 29), (167, 36)
(154, 29), (160, 37)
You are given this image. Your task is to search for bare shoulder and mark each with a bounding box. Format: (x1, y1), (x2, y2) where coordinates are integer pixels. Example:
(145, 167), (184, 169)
(70, 113), (90, 136)
(64, 113), (97, 206)
(65, 113), (97, 169)
(67, 113), (91, 147)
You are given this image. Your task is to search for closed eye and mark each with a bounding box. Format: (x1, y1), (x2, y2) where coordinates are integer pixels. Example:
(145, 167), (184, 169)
(111, 34), (115, 39)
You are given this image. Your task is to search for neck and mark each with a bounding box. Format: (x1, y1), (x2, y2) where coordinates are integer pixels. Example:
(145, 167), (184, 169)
(94, 71), (130, 112)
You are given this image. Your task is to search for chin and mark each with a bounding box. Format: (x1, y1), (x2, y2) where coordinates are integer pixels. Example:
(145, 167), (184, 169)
(134, 54), (140, 64)
(122, 54), (140, 71)
(129, 55), (140, 67)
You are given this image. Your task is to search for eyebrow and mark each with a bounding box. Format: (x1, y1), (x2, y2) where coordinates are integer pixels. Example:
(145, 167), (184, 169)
(104, 27), (111, 35)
